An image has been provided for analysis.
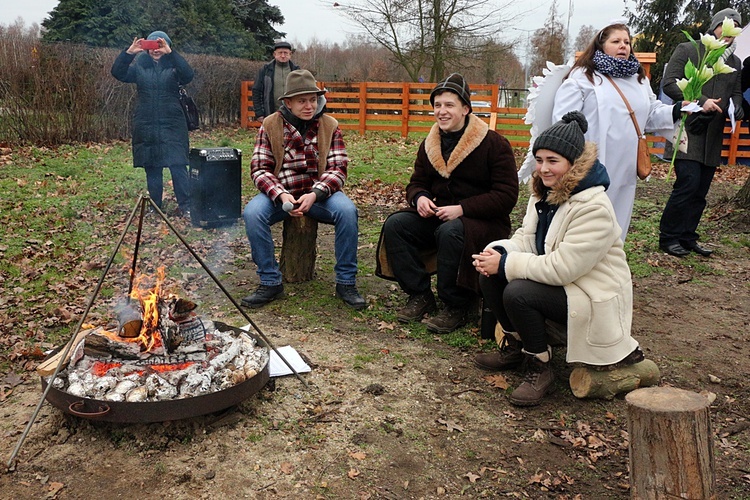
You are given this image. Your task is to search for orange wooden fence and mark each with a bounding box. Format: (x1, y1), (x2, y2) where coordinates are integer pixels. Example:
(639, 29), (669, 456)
(240, 77), (750, 164)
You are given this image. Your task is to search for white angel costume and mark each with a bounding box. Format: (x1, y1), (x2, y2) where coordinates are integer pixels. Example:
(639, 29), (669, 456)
(552, 68), (675, 240)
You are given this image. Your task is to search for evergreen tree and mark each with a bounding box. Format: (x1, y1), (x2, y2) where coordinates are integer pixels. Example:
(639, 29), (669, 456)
(41, 0), (280, 58)
(628, 0), (750, 91)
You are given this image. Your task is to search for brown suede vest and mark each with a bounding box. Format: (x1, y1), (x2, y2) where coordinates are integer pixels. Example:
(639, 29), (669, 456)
(262, 112), (338, 178)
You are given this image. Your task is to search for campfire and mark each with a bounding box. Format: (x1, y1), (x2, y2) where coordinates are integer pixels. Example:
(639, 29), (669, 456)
(42, 268), (269, 405)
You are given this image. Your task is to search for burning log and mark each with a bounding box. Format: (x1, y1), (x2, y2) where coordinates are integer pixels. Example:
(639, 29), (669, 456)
(83, 331), (143, 359)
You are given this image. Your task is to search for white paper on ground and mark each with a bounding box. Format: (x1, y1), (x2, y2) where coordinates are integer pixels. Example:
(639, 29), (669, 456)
(269, 345), (312, 377)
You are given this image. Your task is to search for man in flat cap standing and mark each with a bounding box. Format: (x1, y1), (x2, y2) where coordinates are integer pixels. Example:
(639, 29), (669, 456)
(242, 69), (365, 310)
(376, 73), (519, 333)
(252, 40), (300, 123)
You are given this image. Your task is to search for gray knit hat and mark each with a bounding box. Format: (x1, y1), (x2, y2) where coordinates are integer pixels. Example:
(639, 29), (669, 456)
(710, 8), (741, 32)
(279, 69), (326, 100)
(147, 31), (172, 46)
(532, 111), (588, 163)
(430, 73), (472, 112)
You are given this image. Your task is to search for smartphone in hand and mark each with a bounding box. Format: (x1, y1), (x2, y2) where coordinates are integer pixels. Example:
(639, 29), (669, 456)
(141, 40), (159, 50)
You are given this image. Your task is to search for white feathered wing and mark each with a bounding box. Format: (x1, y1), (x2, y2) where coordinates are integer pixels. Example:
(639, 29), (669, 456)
(518, 57), (575, 183)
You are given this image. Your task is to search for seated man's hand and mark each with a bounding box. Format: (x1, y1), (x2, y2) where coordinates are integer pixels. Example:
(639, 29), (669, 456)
(435, 204), (463, 221)
(416, 196), (438, 218)
(472, 249), (501, 277)
(293, 192), (317, 215)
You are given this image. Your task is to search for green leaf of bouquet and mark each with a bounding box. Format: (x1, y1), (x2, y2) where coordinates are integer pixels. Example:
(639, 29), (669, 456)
(704, 48), (725, 67)
(684, 60), (697, 78)
(683, 30), (699, 51)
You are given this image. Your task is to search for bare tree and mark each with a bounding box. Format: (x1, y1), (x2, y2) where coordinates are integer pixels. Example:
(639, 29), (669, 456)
(574, 25), (598, 53)
(334, 0), (518, 82)
(528, 0), (567, 78)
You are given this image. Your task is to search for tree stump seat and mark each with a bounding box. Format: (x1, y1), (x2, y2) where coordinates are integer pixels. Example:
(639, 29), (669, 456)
(279, 216), (318, 282)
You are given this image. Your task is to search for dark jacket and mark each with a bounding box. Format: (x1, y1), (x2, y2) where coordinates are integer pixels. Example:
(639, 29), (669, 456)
(742, 55), (750, 122)
(663, 42), (743, 167)
(252, 59), (300, 119)
(377, 114), (519, 293)
(111, 50), (194, 168)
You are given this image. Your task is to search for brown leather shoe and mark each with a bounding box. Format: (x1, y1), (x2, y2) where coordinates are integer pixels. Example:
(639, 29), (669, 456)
(396, 291), (436, 322)
(474, 335), (523, 371)
(509, 354), (554, 406)
(423, 306), (468, 334)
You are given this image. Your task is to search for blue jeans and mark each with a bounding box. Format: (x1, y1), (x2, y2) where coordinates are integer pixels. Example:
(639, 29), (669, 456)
(243, 191), (359, 286)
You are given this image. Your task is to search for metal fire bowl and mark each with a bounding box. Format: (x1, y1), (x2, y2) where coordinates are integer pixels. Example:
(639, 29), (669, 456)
(40, 323), (270, 423)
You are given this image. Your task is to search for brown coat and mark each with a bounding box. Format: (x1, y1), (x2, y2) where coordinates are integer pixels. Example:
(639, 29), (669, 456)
(377, 114), (519, 293)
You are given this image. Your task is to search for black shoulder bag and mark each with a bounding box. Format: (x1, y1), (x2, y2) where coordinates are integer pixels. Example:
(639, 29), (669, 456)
(179, 86), (200, 131)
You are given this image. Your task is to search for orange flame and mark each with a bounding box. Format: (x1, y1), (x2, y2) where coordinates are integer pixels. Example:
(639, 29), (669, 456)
(127, 267), (166, 352)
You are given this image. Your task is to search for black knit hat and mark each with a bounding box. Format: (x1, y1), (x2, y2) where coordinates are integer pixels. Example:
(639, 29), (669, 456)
(532, 111), (588, 163)
(430, 73), (472, 112)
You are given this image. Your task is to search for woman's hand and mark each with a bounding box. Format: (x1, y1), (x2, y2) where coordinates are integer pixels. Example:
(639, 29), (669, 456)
(157, 38), (172, 54)
(127, 37), (144, 55)
(472, 249), (501, 277)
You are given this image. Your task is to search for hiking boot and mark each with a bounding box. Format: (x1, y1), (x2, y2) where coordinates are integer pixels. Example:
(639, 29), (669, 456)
(336, 284), (366, 310)
(423, 306), (468, 334)
(509, 353), (555, 407)
(474, 334), (524, 371)
(396, 291), (436, 322)
(241, 284), (284, 308)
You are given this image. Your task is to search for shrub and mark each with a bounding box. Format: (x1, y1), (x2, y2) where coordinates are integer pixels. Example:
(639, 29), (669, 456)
(0, 26), (263, 145)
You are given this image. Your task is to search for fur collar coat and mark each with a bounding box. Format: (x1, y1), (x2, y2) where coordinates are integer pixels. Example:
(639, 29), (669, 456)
(485, 143), (639, 365)
(377, 114), (519, 294)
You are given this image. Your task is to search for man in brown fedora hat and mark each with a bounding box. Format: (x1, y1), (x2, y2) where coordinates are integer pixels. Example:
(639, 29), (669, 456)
(242, 69), (366, 310)
(252, 40), (300, 123)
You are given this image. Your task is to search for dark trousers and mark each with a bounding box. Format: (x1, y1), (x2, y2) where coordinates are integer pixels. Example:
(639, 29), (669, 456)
(144, 165), (191, 211)
(382, 211), (474, 307)
(479, 275), (567, 354)
(659, 159), (716, 247)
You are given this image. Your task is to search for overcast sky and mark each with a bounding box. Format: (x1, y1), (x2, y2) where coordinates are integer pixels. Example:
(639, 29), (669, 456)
(2, 0), (632, 57)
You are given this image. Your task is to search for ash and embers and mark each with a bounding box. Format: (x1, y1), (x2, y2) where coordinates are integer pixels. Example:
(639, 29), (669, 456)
(48, 323), (268, 402)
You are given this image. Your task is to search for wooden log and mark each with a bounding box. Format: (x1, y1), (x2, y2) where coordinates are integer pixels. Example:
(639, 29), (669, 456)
(569, 359), (660, 399)
(279, 216), (318, 282)
(626, 387), (715, 499)
(36, 328), (95, 377)
(83, 331), (142, 359)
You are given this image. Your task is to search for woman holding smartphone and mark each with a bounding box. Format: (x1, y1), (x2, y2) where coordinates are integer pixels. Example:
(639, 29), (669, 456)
(111, 31), (195, 217)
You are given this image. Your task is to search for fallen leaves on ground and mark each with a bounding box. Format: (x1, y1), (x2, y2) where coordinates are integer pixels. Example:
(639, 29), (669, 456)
(436, 418), (463, 432)
(483, 373), (510, 389)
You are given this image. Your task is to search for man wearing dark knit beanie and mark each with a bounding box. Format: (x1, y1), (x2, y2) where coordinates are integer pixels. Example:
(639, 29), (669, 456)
(376, 73), (519, 334)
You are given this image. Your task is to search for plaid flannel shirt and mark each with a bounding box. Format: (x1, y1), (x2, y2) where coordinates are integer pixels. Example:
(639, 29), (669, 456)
(251, 118), (348, 200)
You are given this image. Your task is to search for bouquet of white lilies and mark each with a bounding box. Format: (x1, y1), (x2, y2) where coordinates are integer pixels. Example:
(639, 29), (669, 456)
(669, 17), (743, 178)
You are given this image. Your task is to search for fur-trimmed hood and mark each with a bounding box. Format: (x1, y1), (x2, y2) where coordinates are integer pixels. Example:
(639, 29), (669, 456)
(425, 114), (489, 178)
(531, 142), (609, 205)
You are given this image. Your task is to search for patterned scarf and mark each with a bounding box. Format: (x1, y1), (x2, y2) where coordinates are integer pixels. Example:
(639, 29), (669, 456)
(592, 50), (641, 78)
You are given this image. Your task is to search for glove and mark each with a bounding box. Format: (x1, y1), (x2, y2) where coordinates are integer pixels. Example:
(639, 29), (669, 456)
(685, 112), (713, 135)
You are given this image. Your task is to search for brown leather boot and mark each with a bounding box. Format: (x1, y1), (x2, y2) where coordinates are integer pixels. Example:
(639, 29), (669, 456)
(396, 291), (436, 322)
(423, 306), (468, 334)
(474, 334), (523, 371)
(509, 353), (554, 406)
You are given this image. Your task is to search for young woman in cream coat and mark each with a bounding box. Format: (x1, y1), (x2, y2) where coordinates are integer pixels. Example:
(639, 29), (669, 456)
(472, 112), (642, 406)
